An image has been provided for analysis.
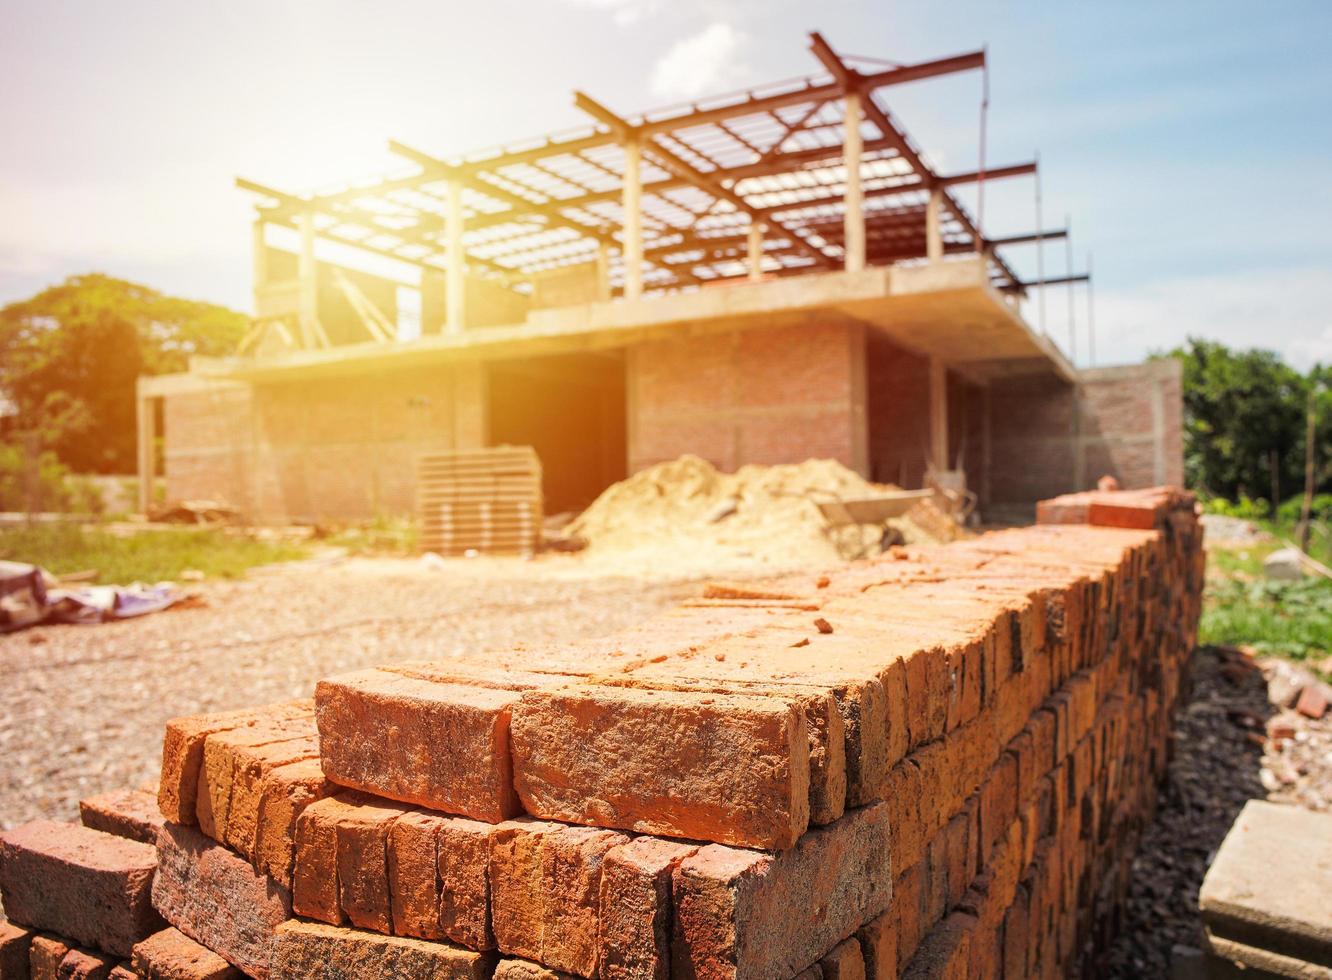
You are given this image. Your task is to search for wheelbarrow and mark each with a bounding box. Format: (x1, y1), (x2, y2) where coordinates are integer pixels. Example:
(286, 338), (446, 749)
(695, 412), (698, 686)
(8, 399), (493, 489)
(813, 489), (936, 559)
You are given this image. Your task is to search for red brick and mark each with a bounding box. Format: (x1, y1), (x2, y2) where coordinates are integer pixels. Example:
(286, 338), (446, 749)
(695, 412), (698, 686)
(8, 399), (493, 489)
(819, 937), (865, 980)
(597, 836), (697, 980)
(0, 922), (36, 979)
(28, 936), (70, 980)
(53, 947), (117, 980)
(157, 700), (313, 825)
(152, 822), (291, 979)
(291, 795), (346, 924)
(491, 960), (578, 980)
(197, 716), (317, 847)
(671, 803), (892, 979)
(857, 909), (898, 980)
(510, 683), (810, 849)
(78, 788), (164, 846)
(334, 798), (407, 934)
(132, 927), (241, 979)
(270, 921), (494, 979)
(315, 669), (526, 821)
(0, 821), (162, 958)
(489, 820), (629, 976)
(253, 759), (332, 889)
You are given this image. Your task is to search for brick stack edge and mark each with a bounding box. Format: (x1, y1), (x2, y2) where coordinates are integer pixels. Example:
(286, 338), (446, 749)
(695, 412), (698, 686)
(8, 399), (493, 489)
(0, 486), (1203, 980)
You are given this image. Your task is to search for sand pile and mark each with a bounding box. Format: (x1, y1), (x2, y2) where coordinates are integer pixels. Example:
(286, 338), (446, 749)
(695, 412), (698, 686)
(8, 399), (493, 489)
(567, 455), (954, 570)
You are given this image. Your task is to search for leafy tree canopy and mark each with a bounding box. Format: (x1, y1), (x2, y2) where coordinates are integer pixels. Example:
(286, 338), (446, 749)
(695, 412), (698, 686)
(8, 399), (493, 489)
(1164, 338), (1330, 505)
(0, 274), (247, 473)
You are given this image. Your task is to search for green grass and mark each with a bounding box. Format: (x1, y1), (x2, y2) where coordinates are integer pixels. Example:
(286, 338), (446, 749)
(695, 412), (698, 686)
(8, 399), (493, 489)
(1201, 516), (1332, 670)
(0, 523), (311, 584)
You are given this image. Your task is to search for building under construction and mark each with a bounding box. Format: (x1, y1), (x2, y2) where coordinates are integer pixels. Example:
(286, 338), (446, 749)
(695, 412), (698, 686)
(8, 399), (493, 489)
(138, 33), (1182, 522)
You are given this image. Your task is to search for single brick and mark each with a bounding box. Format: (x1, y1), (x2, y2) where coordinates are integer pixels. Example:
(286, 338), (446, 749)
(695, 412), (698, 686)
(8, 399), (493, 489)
(315, 669), (526, 821)
(28, 937), (70, 980)
(0, 923), (35, 980)
(253, 759), (332, 890)
(158, 700), (313, 825)
(385, 810), (495, 949)
(818, 938), (865, 980)
(857, 909), (898, 980)
(79, 788), (165, 846)
(0, 821), (162, 958)
(334, 798), (407, 933)
(597, 675), (846, 826)
(292, 796), (351, 924)
(132, 927), (241, 979)
(151, 823), (291, 980)
(107, 968), (136, 980)
(672, 803), (892, 979)
(52, 947), (117, 980)
(597, 836), (698, 980)
(386, 810), (447, 942)
(269, 921), (494, 979)
(511, 684), (810, 850)
(490, 821), (630, 976)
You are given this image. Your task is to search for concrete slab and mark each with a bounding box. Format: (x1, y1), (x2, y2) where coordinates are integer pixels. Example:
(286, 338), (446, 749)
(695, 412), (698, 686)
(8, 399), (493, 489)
(1199, 800), (1332, 972)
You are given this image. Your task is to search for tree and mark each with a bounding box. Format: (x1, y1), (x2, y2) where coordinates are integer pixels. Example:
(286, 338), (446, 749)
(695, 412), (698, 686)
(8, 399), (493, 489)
(0, 274), (247, 473)
(1166, 339), (1309, 502)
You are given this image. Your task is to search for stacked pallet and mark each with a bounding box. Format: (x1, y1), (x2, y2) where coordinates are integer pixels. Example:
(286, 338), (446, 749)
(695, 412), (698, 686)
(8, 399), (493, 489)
(417, 446), (542, 557)
(0, 487), (1203, 979)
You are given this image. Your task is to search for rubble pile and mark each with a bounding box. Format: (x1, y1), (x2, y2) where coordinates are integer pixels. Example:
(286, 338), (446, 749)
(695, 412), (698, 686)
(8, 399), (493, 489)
(0, 487), (1204, 979)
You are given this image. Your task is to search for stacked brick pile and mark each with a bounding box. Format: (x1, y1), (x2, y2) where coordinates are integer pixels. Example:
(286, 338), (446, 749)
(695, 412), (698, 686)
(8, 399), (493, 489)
(0, 487), (1203, 979)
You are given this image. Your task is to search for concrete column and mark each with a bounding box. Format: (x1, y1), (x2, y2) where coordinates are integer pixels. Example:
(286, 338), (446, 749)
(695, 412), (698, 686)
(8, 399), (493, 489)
(251, 220), (268, 299)
(926, 187), (943, 263)
(929, 356), (948, 474)
(445, 179), (466, 333)
(136, 385), (156, 515)
(747, 221), (765, 281)
(596, 243), (611, 302)
(622, 139), (644, 299)
(843, 91), (866, 272)
(297, 210), (318, 349)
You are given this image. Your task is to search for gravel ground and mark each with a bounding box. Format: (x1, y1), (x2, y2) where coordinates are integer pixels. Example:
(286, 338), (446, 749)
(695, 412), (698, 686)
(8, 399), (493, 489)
(1101, 646), (1290, 979)
(0, 554), (701, 831)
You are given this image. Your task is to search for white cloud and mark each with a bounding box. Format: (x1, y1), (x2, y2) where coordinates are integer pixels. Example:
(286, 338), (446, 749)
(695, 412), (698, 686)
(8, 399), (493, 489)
(650, 23), (749, 100)
(1050, 266), (1332, 371)
(560, 0), (663, 27)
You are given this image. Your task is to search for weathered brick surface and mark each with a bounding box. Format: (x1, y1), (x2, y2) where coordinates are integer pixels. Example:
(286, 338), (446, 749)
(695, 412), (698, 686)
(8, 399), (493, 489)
(511, 684), (810, 849)
(314, 669), (526, 821)
(386, 810), (495, 949)
(0, 922), (35, 979)
(490, 820), (630, 976)
(597, 836), (698, 980)
(269, 921), (494, 980)
(151, 823), (291, 979)
(158, 700), (314, 826)
(132, 927), (241, 979)
(672, 803), (892, 979)
(27, 936), (70, 980)
(52, 947), (117, 980)
(0, 821), (162, 958)
(79, 788), (165, 846)
(252, 759), (332, 890)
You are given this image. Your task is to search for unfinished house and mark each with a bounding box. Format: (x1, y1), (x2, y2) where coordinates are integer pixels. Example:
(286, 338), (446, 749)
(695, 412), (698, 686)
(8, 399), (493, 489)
(138, 33), (1182, 523)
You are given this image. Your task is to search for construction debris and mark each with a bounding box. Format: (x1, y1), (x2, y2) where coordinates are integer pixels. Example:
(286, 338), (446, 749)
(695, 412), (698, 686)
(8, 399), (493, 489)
(0, 486), (1204, 978)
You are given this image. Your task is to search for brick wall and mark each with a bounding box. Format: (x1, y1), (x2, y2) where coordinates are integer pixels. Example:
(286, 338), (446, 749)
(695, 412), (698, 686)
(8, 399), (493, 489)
(989, 359), (1184, 510)
(626, 321), (868, 475)
(865, 335), (986, 488)
(165, 364), (480, 523)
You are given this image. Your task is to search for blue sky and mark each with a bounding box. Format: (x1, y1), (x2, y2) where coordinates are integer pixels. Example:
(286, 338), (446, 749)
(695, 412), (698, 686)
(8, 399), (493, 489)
(2, 1), (1328, 368)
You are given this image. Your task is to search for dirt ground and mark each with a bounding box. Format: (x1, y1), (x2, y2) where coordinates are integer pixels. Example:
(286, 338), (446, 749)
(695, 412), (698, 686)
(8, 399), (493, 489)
(0, 553), (707, 831)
